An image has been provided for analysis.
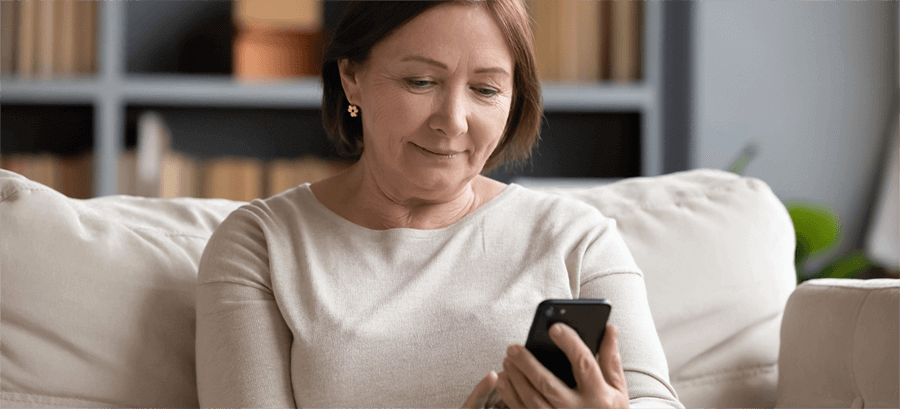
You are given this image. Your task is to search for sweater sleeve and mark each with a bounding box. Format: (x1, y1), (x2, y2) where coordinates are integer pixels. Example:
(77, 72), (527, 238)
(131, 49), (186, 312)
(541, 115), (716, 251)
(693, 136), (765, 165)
(576, 219), (684, 409)
(195, 207), (297, 408)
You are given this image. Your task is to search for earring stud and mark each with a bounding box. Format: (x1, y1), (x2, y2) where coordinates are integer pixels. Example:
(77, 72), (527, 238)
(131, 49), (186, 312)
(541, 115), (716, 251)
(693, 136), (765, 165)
(348, 104), (359, 117)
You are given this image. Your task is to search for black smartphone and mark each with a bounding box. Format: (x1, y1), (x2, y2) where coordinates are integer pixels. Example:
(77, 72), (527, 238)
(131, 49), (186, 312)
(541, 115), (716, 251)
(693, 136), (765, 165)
(523, 299), (612, 389)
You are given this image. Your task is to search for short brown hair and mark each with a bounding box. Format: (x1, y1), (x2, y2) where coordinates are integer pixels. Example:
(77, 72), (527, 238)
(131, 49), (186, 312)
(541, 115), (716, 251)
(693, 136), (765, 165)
(320, 0), (542, 173)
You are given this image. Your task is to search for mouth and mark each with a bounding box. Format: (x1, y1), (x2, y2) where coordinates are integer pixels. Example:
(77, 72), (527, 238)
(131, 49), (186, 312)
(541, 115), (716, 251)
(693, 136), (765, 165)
(412, 143), (462, 159)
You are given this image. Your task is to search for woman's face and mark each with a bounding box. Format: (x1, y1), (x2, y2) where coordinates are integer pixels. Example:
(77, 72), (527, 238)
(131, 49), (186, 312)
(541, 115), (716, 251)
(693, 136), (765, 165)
(340, 3), (514, 202)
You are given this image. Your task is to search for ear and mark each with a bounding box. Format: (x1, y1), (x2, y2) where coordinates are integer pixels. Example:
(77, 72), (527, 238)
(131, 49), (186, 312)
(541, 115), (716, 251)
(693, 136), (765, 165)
(338, 59), (362, 106)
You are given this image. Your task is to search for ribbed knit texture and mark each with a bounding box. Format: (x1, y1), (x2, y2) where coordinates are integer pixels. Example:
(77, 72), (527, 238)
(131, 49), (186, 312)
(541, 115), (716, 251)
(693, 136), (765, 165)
(196, 183), (682, 408)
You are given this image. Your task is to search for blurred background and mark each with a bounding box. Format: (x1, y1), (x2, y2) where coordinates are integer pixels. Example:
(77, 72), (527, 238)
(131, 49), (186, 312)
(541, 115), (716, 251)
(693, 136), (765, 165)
(1, 0), (897, 279)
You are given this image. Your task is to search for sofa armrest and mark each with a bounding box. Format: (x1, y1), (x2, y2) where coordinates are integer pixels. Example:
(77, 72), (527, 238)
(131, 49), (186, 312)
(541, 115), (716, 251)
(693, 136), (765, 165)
(776, 279), (899, 408)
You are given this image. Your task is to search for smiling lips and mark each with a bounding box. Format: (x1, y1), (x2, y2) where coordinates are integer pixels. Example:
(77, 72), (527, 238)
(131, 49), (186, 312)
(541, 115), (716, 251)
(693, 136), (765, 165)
(412, 143), (462, 159)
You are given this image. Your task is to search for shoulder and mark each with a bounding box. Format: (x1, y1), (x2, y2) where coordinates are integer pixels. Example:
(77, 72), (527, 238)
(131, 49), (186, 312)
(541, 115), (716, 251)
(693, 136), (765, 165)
(198, 185), (318, 282)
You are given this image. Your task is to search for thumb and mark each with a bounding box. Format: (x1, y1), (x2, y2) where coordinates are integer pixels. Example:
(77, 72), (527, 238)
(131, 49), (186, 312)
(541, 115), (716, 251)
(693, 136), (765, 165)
(462, 371), (498, 408)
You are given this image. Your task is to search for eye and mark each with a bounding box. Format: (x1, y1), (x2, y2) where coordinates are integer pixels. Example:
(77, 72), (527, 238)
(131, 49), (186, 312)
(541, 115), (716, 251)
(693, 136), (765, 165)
(406, 78), (434, 89)
(474, 87), (499, 98)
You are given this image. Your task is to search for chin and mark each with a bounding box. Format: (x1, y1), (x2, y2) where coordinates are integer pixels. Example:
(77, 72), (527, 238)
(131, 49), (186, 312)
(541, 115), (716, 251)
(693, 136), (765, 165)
(405, 171), (473, 199)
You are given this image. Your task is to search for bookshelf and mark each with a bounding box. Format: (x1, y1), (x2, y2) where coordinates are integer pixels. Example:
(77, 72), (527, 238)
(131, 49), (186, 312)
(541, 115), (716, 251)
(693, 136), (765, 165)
(1, 1), (673, 198)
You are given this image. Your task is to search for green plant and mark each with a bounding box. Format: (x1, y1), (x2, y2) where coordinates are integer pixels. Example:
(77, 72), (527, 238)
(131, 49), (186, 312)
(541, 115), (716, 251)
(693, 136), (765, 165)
(786, 201), (874, 283)
(727, 144), (875, 283)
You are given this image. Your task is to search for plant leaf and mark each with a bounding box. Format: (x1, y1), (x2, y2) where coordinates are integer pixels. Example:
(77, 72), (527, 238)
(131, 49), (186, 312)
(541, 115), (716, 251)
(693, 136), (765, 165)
(786, 202), (841, 262)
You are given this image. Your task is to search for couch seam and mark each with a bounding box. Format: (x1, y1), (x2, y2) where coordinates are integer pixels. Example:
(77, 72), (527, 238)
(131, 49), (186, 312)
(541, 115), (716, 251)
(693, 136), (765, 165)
(78, 210), (216, 239)
(671, 361), (778, 385)
(587, 179), (770, 213)
(0, 391), (119, 408)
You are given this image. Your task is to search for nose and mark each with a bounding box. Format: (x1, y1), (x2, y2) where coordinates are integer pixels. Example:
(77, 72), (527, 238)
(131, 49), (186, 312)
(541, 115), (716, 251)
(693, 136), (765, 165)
(428, 85), (468, 138)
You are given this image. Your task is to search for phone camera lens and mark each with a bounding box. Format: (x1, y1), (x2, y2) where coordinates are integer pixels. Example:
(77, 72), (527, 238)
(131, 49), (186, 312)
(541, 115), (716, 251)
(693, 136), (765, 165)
(545, 306), (554, 317)
(560, 308), (566, 314)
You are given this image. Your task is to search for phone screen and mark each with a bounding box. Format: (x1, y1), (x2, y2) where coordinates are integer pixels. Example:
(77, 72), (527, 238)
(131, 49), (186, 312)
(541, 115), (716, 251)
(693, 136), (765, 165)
(523, 299), (612, 389)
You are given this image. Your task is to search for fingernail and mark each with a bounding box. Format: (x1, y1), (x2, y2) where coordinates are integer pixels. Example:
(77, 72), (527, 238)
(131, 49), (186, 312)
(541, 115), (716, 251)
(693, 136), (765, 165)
(507, 345), (518, 356)
(552, 323), (564, 335)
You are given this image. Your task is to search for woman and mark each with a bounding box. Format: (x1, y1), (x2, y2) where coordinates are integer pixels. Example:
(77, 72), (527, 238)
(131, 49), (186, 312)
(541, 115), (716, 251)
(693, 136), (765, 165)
(196, 1), (682, 408)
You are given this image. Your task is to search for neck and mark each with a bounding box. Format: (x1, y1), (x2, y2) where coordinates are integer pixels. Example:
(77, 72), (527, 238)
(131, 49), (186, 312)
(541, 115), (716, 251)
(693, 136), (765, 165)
(318, 161), (493, 230)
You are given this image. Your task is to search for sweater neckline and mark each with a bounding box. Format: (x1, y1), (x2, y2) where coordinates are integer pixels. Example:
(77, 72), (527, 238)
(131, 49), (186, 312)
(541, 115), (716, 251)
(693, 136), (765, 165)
(298, 182), (521, 238)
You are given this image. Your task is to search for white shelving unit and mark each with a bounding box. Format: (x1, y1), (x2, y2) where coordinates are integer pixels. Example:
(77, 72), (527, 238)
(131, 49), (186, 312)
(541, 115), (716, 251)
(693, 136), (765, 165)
(1, 1), (665, 197)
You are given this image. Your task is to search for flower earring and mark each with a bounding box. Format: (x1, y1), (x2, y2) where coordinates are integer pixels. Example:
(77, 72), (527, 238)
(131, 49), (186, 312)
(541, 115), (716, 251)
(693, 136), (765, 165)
(348, 104), (359, 118)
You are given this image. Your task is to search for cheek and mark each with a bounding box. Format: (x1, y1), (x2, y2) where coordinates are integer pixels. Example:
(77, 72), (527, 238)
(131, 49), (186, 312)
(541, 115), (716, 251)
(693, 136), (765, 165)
(473, 100), (512, 154)
(362, 89), (425, 151)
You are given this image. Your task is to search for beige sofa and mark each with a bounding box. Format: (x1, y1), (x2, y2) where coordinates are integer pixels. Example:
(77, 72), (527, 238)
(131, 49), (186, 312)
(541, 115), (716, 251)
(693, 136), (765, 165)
(1, 168), (897, 408)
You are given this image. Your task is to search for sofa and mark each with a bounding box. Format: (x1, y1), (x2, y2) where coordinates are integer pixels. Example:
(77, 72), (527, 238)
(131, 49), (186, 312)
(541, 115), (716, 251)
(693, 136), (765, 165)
(1, 168), (897, 408)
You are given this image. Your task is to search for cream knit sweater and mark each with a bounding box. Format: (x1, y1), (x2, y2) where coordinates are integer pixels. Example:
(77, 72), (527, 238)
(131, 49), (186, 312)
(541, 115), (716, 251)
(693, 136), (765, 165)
(196, 183), (682, 408)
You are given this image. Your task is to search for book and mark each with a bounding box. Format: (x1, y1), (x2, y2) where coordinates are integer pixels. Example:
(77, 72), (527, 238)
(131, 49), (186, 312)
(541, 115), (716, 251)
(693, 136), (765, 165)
(73, 0), (96, 76)
(56, 0), (77, 77)
(57, 152), (94, 199)
(557, 0), (601, 82)
(1, 153), (59, 192)
(527, 0), (560, 82)
(266, 156), (334, 197)
(160, 151), (200, 199)
(610, 0), (642, 83)
(202, 157), (264, 202)
(134, 110), (202, 198)
(17, 0), (36, 79)
(117, 149), (138, 196)
(36, 0), (54, 79)
(233, 0), (322, 30)
(232, 0), (323, 80)
(1, 0), (17, 76)
(598, 0), (612, 81)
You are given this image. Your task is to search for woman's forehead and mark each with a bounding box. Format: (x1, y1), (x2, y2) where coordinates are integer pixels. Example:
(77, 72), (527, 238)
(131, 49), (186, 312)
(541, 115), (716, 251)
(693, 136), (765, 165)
(367, 3), (514, 73)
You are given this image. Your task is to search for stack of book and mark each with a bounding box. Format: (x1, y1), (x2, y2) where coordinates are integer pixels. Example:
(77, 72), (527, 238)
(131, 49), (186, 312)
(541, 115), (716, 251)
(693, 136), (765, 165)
(1, 0), (98, 79)
(527, 0), (642, 83)
(114, 111), (350, 201)
(1, 152), (94, 199)
(232, 0), (324, 81)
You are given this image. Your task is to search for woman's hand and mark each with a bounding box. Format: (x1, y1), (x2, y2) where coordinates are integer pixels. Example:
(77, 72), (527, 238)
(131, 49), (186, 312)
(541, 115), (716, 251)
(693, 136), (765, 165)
(462, 370), (501, 408)
(495, 323), (628, 409)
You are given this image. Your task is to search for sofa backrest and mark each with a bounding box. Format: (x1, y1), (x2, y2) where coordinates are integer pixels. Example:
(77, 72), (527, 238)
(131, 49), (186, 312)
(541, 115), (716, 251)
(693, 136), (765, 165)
(0, 168), (796, 408)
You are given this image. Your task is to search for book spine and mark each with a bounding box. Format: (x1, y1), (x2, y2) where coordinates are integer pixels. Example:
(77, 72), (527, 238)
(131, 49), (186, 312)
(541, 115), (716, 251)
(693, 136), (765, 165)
(1, 0), (18, 76)
(36, 0), (54, 79)
(556, 0), (578, 82)
(610, 0), (642, 83)
(266, 156), (333, 197)
(528, 0), (560, 82)
(57, 152), (94, 199)
(202, 157), (264, 202)
(574, 0), (601, 82)
(160, 151), (200, 199)
(56, 0), (76, 77)
(17, 0), (36, 79)
(598, 0), (611, 81)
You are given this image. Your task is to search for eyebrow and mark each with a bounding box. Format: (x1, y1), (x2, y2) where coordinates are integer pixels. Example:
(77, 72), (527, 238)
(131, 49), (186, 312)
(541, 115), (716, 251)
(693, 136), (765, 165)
(400, 55), (510, 76)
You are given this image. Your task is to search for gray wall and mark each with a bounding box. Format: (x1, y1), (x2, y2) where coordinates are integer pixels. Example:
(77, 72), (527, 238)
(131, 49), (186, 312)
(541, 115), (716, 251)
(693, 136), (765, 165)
(690, 2), (898, 267)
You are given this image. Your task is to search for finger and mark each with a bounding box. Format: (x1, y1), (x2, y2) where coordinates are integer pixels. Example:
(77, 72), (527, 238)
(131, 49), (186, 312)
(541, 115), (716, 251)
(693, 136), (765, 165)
(496, 370), (526, 409)
(549, 322), (605, 393)
(503, 357), (555, 409)
(598, 325), (628, 392)
(461, 371), (498, 409)
(504, 345), (576, 405)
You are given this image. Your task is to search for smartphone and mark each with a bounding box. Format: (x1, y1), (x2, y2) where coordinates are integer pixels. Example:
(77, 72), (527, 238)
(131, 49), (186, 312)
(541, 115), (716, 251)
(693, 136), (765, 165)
(523, 299), (612, 389)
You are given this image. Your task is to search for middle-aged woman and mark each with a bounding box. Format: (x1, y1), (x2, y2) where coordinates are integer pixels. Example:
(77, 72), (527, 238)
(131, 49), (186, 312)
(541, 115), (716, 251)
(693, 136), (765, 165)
(196, 1), (683, 408)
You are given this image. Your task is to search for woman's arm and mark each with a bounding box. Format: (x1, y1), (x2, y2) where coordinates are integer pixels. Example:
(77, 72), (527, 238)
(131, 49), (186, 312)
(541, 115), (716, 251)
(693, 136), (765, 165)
(196, 208), (297, 408)
(579, 272), (682, 408)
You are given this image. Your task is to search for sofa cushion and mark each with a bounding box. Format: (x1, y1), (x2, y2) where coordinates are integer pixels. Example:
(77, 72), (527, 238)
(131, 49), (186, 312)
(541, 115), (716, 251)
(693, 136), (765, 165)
(776, 278), (899, 408)
(0, 168), (796, 408)
(0, 170), (244, 408)
(540, 169), (797, 408)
